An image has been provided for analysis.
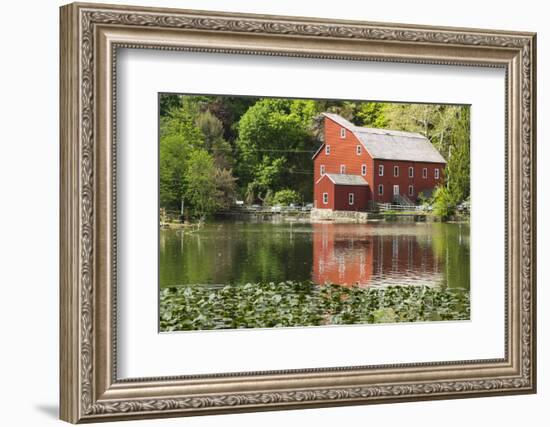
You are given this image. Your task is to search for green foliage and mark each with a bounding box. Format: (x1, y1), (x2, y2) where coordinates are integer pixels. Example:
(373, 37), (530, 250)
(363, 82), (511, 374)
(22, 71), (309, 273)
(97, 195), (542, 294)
(214, 168), (238, 210)
(160, 96), (240, 215)
(272, 189), (301, 206)
(430, 107), (470, 218)
(235, 98), (319, 200)
(184, 149), (219, 218)
(159, 94), (181, 116)
(195, 111), (233, 169)
(445, 107), (470, 202)
(324, 100), (359, 121)
(159, 282), (470, 331)
(432, 186), (456, 219)
(355, 102), (388, 128)
(158, 94), (470, 217)
(372, 307), (398, 323)
(159, 108), (204, 210)
(200, 96), (259, 141)
(195, 110), (224, 147)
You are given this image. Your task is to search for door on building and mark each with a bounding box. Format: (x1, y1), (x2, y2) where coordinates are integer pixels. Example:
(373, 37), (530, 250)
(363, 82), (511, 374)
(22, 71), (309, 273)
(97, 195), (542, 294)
(393, 185), (399, 196)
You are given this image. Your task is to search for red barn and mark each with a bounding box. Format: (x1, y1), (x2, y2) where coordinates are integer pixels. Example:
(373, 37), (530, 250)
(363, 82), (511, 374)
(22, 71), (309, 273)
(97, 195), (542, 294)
(313, 113), (446, 211)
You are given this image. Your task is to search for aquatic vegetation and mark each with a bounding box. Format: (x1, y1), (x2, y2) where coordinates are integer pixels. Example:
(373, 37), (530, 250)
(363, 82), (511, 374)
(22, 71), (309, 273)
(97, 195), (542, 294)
(159, 281), (470, 332)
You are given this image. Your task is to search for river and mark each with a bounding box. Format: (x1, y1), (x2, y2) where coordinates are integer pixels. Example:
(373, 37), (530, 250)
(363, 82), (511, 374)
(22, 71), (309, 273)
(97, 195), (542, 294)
(160, 220), (469, 290)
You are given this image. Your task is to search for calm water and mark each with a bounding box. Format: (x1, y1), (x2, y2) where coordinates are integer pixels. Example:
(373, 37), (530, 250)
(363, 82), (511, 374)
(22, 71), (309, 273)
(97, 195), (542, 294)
(160, 220), (470, 290)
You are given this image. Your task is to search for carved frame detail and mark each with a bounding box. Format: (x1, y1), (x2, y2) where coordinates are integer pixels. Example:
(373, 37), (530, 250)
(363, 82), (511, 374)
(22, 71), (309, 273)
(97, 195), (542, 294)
(60, 2), (536, 423)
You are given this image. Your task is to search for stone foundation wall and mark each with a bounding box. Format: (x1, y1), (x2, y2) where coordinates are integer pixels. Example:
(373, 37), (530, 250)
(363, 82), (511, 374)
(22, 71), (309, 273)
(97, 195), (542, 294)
(310, 208), (370, 223)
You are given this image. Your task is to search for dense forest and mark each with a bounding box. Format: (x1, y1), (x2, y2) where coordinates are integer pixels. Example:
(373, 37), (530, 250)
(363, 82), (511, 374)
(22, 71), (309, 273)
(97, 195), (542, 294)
(159, 94), (470, 219)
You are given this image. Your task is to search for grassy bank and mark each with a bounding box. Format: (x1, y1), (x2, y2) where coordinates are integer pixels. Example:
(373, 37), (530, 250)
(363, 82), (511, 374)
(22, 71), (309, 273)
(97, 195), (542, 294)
(160, 281), (470, 332)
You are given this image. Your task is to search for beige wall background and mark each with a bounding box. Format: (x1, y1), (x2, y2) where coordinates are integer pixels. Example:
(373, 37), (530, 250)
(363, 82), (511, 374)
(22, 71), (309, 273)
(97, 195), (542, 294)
(0, 0), (545, 425)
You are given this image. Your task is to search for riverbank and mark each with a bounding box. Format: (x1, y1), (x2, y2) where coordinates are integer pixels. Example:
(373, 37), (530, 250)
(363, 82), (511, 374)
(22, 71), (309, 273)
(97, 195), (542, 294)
(160, 281), (470, 331)
(310, 208), (469, 224)
(194, 208), (470, 224)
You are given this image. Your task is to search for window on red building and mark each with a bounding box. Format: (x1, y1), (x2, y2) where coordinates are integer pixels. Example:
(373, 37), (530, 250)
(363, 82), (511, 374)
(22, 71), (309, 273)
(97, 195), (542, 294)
(323, 193), (328, 204)
(320, 164), (325, 175)
(409, 166), (414, 178)
(348, 193), (354, 205)
(394, 165), (399, 177)
(378, 184), (384, 195)
(356, 145), (362, 155)
(361, 164), (367, 176)
(340, 128), (346, 138)
(379, 165), (384, 176)
(435, 168), (440, 179)
(408, 185), (414, 196)
(340, 165), (346, 174)
(422, 167), (428, 178)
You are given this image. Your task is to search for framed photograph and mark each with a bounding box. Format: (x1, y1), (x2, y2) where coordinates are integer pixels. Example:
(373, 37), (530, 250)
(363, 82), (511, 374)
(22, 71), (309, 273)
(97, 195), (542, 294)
(60, 2), (536, 423)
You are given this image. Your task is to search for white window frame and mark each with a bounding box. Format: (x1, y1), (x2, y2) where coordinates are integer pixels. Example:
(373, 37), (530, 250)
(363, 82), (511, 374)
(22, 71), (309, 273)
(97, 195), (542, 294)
(408, 185), (414, 196)
(422, 167), (428, 179)
(348, 193), (354, 205)
(356, 145), (362, 155)
(379, 165), (384, 176)
(322, 192), (328, 204)
(340, 164), (346, 174)
(325, 145), (330, 155)
(434, 168), (440, 179)
(361, 164), (367, 176)
(320, 164), (325, 176)
(340, 128), (346, 138)
(378, 184), (384, 195)
(409, 166), (414, 178)
(393, 165), (399, 177)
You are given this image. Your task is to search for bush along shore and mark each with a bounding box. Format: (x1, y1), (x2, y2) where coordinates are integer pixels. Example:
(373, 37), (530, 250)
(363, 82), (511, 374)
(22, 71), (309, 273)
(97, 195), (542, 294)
(160, 281), (470, 332)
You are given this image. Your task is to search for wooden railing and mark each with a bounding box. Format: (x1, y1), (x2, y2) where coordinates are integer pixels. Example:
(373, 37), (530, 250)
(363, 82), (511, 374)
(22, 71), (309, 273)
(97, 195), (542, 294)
(393, 193), (415, 207)
(376, 202), (424, 212)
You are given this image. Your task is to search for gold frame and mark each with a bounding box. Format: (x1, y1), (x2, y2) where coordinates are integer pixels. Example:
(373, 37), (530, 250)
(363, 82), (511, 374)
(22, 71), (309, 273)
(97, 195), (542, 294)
(60, 2), (537, 423)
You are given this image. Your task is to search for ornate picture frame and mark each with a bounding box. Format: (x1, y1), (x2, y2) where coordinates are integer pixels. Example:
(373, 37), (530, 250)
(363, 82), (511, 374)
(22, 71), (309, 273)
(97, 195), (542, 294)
(60, 2), (536, 423)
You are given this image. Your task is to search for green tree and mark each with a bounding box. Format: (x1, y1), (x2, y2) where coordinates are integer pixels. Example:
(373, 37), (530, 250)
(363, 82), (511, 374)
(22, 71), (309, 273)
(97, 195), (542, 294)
(235, 99), (318, 201)
(159, 94), (181, 117)
(214, 168), (238, 210)
(184, 149), (218, 218)
(195, 111), (233, 169)
(355, 102), (388, 128)
(445, 107), (470, 203)
(254, 156), (287, 198)
(205, 96), (260, 141)
(159, 107), (204, 210)
(324, 100), (358, 121)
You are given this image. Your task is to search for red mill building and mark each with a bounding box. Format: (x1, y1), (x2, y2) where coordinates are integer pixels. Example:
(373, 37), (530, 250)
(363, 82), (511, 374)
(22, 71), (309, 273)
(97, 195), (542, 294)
(313, 113), (446, 211)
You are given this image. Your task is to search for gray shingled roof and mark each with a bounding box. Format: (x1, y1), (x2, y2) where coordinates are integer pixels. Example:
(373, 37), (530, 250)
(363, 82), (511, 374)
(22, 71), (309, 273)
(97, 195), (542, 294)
(324, 173), (369, 186)
(321, 113), (446, 164)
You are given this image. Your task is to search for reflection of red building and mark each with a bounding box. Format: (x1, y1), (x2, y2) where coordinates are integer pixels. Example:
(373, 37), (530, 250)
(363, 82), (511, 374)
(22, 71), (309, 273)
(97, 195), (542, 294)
(312, 223), (374, 286)
(312, 223), (442, 287)
(313, 113), (446, 210)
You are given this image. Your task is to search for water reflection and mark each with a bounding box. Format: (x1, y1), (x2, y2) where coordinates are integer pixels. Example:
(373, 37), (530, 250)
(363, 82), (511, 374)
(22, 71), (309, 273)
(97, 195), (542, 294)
(312, 223), (444, 287)
(160, 221), (469, 290)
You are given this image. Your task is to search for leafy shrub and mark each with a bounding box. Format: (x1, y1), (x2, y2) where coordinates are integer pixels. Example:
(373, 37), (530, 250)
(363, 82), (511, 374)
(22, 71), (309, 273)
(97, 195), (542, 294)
(271, 189), (301, 206)
(432, 186), (456, 220)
